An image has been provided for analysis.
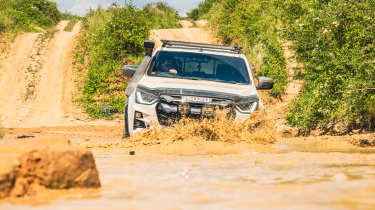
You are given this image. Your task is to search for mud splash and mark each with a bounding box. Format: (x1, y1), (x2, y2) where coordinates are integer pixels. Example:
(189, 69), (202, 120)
(131, 111), (275, 144)
(85, 111), (277, 155)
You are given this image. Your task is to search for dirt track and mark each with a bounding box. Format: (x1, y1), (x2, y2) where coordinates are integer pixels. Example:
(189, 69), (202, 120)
(151, 20), (218, 48)
(1, 21), (375, 209)
(0, 21), (81, 127)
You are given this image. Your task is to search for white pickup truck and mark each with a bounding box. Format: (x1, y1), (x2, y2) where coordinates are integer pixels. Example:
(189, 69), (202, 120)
(122, 40), (273, 137)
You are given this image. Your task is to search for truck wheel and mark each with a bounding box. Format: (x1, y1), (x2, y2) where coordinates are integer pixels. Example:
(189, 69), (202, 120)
(122, 103), (130, 139)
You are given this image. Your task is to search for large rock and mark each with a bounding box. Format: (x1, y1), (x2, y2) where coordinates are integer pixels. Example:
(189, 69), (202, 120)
(0, 138), (101, 199)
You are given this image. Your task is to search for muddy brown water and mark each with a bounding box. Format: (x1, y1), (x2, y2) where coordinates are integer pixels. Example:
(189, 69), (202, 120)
(2, 130), (375, 210)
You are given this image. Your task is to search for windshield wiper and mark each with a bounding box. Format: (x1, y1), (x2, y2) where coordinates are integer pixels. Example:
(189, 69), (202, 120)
(156, 72), (182, 78)
(182, 76), (201, 80)
(213, 79), (240, 84)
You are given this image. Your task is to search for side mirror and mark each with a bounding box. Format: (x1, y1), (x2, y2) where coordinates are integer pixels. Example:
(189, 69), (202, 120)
(144, 40), (155, 56)
(122, 65), (138, 78)
(257, 76), (274, 90)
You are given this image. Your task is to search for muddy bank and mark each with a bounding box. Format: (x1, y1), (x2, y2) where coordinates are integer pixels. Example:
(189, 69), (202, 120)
(0, 137), (100, 199)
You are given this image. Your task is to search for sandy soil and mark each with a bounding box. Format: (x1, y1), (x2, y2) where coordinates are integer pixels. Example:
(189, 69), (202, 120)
(1, 20), (375, 209)
(179, 20), (193, 28)
(0, 21), (87, 128)
(150, 21), (218, 48)
(0, 33), (39, 127)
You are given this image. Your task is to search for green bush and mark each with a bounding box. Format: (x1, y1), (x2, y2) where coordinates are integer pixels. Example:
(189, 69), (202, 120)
(206, 0), (287, 98)
(193, 0), (374, 133)
(187, 0), (220, 20)
(75, 2), (182, 118)
(0, 0), (61, 34)
(283, 0), (375, 134)
(75, 5), (149, 118)
(143, 2), (181, 29)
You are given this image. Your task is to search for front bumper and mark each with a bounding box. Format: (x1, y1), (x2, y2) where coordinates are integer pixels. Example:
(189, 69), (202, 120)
(128, 86), (260, 134)
(130, 101), (252, 134)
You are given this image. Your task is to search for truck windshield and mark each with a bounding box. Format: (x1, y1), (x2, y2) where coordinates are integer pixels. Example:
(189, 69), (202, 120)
(147, 51), (251, 84)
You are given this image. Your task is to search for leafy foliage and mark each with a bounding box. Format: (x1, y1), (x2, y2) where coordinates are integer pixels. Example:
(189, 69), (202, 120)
(283, 0), (375, 134)
(143, 2), (181, 29)
(187, 0), (220, 21)
(0, 0), (61, 34)
(194, 0), (375, 133)
(206, 0), (287, 98)
(75, 2), (181, 118)
(75, 5), (149, 118)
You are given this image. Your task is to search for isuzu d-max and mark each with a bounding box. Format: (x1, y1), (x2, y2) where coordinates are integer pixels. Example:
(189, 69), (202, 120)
(122, 40), (273, 137)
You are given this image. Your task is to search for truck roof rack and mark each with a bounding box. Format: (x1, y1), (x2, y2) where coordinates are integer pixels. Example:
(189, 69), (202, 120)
(161, 40), (242, 54)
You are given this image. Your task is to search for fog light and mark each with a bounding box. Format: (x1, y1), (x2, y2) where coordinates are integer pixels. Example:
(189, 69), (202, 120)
(134, 111), (146, 129)
(135, 111), (143, 119)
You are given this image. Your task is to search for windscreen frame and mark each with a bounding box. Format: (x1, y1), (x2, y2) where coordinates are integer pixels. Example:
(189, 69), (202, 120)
(147, 51), (251, 85)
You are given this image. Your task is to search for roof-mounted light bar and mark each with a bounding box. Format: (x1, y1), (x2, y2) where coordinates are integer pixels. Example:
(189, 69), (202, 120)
(161, 40), (242, 54)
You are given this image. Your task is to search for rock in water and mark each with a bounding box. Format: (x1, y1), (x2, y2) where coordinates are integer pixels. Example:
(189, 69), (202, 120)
(0, 146), (101, 199)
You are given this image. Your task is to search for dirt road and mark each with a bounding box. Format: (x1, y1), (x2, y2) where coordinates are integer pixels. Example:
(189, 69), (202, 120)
(150, 20), (218, 48)
(1, 21), (375, 209)
(0, 21), (82, 128)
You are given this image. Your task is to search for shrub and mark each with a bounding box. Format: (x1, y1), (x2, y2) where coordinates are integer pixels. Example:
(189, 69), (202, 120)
(187, 0), (220, 21)
(142, 2), (181, 29)
(76, 5), (149, 118)
(0, 0), (61, 34)
(75, 2), (182, 118)
(284, 0), (375, 134)
(206, 0), (287, 98)
(193, 0), (374, 133)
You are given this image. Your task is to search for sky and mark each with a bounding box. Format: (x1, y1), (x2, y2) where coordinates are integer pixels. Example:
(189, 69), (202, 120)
(51, 0), (203, 17)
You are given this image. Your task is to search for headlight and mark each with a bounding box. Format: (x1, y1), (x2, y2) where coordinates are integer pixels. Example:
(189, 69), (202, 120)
(236, 101), (258, 113)
(136, 91), (158, 105)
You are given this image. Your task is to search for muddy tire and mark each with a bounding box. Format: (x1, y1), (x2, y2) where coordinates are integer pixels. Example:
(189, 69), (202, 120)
(122, 103), (130, 139)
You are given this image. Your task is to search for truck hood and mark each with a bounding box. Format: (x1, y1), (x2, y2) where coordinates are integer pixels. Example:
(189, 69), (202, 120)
(137, 76), (258, 98)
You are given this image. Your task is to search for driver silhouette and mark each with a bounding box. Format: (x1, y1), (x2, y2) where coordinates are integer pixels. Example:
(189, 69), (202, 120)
(159, 58), (178, 75)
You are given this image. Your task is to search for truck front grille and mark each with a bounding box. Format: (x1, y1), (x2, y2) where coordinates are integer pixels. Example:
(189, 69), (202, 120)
(156, 95), (234, 126)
